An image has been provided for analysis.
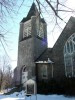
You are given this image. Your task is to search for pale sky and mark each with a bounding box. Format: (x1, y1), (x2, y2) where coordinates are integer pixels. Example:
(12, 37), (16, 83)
(0, 0), (75, 69)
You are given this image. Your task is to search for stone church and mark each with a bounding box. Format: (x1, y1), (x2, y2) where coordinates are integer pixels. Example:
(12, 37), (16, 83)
(14, 3), (75, 86)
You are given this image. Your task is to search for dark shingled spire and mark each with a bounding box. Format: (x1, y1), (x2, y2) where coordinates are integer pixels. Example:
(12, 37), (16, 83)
(21, 3), (37, 23)
(27, 3), (36, 18)
(41, 18), (46, 23)
(21, 3), (46, 23)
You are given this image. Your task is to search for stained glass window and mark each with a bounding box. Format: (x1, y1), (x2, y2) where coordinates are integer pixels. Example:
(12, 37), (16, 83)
(67, 42), (70, 53)
(64, 45), (66, 54)
(73, 37), (75, 42)
(64, 33), (75, 77)
(70, 41), (73, 52)
(73, 44), (75, 51)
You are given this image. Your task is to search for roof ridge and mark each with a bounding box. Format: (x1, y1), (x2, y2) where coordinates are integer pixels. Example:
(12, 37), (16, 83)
(35, 48), (48, 62)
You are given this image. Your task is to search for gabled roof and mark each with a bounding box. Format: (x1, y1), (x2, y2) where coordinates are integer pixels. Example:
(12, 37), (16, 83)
(53, 16), (75, 49)
(35, 48), (53, 62)
(27, 3), (37, 18)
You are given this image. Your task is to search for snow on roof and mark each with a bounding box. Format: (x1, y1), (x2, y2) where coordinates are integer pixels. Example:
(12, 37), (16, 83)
(26, 79), (35, 84)
(35, 58), (53, 64)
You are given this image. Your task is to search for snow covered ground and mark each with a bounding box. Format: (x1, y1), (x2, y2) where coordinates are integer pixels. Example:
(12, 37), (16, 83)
(0, 91), (75, 100)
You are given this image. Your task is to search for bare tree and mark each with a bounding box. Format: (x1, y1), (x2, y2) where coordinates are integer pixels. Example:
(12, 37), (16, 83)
(0, 0), (74, 32)
(0, 0), (25, 60)
(0, 55), (12, 91)
(4, 65), (13, 91)
(0, 56), (6, 91)
(35, 0), (75, 30)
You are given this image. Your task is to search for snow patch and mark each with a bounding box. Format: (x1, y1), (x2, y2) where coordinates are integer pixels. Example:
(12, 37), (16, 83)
(0, 90), (75, 100)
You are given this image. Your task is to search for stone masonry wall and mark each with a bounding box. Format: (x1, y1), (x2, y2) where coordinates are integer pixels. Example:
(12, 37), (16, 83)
(53, 17), (75, 79)
(17, 38), (35, 77)
(31, 16), (47, 60)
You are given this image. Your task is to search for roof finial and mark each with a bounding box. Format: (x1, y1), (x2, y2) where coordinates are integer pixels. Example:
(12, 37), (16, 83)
(48, 58), (53, 63)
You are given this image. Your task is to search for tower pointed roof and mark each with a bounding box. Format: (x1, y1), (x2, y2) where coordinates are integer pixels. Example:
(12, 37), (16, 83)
(27, 3), (37, 18)
(21, 3), (38, 23)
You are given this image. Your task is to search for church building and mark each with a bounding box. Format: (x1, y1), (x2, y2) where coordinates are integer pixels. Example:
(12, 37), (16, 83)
(14, 3), (75, 87)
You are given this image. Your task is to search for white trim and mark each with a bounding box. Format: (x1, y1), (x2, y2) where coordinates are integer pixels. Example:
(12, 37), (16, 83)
(35, 59), (53, 64)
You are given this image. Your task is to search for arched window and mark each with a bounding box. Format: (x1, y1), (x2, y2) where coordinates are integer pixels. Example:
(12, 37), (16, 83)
(22, 66), (27, 72)
(23, 67), (26, 72)
(22, 65), (28, 86)
(41, 65), (47, 78)
(70, 41), (73, 52)
(64, 33), (75, 77)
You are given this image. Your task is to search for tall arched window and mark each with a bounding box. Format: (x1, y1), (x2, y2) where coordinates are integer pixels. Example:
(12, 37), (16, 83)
(64, 33), (75, 77)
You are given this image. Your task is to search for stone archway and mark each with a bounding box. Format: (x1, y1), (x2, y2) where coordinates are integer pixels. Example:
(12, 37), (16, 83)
(21, 65), (28, 87)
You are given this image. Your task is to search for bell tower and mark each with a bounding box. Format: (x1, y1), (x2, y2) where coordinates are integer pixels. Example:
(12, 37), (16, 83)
(16, 3), (47, 85)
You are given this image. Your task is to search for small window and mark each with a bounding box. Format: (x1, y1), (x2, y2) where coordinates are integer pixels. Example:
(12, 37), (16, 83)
(70, 41), (73, 53)
(41, 65), (47, 78)
(64, 45), (67, 54)
(73, 72), (75, 77)
(67, 42), (70, 53)
(23, 67), (26, 72)
(65, 58), (71, 67)
(73, 44), (75, 51)
(22, 66), (27, 72)
(73, 37), (75, 42)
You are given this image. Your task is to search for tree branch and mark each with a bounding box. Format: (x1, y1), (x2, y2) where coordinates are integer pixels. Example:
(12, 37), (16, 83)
(45, 0), (65, 22)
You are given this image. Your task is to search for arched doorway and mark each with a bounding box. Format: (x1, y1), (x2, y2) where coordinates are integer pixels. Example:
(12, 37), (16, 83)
(21, 65), (28, 87)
